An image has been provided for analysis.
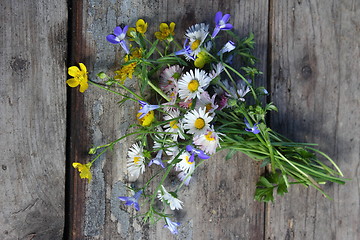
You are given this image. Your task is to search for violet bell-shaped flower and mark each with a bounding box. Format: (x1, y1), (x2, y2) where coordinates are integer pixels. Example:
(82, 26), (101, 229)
(211, 11), (233, 38)
(244, 118), (260, 134)
(148, 150), (165, 168)
(119, 190), (143, 211)
(138, 100), (160, 119)
(186, 145), (210, 163)
(164, 217), (181, 235)
(106, 26), (130, 54)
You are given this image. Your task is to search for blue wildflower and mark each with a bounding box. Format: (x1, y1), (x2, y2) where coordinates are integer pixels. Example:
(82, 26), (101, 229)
(186, 145), (210, 163)
(164, 217), (181, 235)
(218, 41), (236, 55)
(106, 26), (130, 54)
(138, 100), (160, 119)
(148, 150), (165, 168)
(119, 190), (142, 211)
(244, 118), (260, 134)
(211, 12), (233, 38)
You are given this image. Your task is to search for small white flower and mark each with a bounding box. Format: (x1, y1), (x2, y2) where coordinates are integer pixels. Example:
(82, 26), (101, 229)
(193, 127), (222, 155)
(160, 65), (183, 94)
(178, 68), (211, 101)
(163, 109), (186, 141)
(157, 185), (183, 210)
(195, 91), (218, 114)
(183, 107), (213, 136)
(177, 171), (192, 186)
(127, 142), (145, 181)
(185, 23), (209, 57)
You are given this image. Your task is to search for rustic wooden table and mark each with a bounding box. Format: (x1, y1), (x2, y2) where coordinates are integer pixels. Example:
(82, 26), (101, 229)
(1, 0), (359, 239)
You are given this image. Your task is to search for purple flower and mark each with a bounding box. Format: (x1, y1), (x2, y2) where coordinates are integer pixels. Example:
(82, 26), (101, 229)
(211, 12), (233, 38)
(148, 150), (165, 168)
(174, 39), (195, 60)
(119, 190), (142, 211)
(164, 217), (181, 235)
(244, 118), (260, 134)
(186, 145), (210, 163)
(138, 100), (160, 119)
(106, 26), (130, 54)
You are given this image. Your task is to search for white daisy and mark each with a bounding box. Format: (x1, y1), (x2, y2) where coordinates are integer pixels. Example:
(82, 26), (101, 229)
(185, 23), (209, 57)
(183, 107), (213, 136)
(160, 65), (183, 94)
(195, 91), (218, 114)
(175, 151), (195, 174)
(193, 127), (222, 155)
(178, 68), (211, 101)
(127, 142), (145, 181)
(163, 109), (186, 141)
(157, 185), (183, 210)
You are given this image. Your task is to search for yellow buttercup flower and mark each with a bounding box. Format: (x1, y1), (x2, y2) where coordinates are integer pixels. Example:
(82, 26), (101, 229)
(136, 19), (148, 34)
(73, 162), (92, 182)
(66, 63), (89, 92)
(194, 51), (211, 68)
(155, 22), (175, 41)
(137, 110), (155, 127)
(114, 48), (143, 83)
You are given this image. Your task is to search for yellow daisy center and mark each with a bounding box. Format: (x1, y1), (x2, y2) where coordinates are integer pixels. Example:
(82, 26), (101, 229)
(205, 131), (215, 141)
(185, 156), (195, 164)
(134, 156), (141, 164)
(194, 118), (205, 129)
(170, 120), (178, 129)
(191, 39), (201, 51)
(188, 79), (199, 92)
(205, 103), (212, 113)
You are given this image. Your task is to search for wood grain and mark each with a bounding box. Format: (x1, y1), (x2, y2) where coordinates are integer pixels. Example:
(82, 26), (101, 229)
(68, 0), (269, 239)
(267, 0), (360, 239)
(0, 1), (67, 239)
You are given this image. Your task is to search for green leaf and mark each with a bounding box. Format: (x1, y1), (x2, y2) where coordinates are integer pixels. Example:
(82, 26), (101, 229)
(144, 39), (159, 59)
(225, 149), (237, 160)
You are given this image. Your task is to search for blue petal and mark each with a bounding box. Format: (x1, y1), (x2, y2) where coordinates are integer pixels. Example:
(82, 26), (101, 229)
(222, 14), (231, 23)
(113, 26), (123, 36)
(221, 23), (233, 30)
(214, 11), (223, 24)
(106, 34), (120, 44)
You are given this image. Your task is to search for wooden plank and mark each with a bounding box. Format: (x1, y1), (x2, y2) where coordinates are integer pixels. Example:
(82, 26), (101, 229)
(68, 0), (269, 238)
(0, 1), (67, 239)
(267, 0), (360, 239)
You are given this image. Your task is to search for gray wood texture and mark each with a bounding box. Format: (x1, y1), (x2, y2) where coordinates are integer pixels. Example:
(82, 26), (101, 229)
(69, 0), (268, 239)
(267, 1), (360, 239)
(0, 1), (67, 240)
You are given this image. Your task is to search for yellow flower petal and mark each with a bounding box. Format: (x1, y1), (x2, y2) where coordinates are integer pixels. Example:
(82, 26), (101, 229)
(136, 19), (148, 34)
(79, 63), (87, 73)
(169, 22), (175, 33)
(73, 162), (92, 182)
(79, 81), (89, 93)
(66, 78), (80, 87)
(68, 66), (81, 77)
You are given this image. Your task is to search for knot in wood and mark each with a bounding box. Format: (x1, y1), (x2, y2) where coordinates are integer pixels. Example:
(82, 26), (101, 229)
(301, 65), (312, 79)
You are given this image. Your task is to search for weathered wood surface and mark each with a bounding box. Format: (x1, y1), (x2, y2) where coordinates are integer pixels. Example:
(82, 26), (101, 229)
(267, 1), (360, 239)
(68, 0), (268, 239)
(0, 1), (67, 240)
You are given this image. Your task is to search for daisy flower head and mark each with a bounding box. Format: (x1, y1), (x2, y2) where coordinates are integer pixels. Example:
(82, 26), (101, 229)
(183, 107), (214, 136)
(163, 109), (186, 141)
(193, 127), (222, 155)
(175, 151), (195, 174)
(157, 185), (183, 210)
(178, 68), (211, 101)
(160, 65), (183, 94)
(185, 23), (209, 57)
(209, 62), (224, 80)
(127, 143), (145, 181)
(195, 91), (218, 114)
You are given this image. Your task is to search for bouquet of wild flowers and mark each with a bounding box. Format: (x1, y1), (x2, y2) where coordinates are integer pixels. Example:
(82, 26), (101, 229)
(67, 12), (346, 235)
